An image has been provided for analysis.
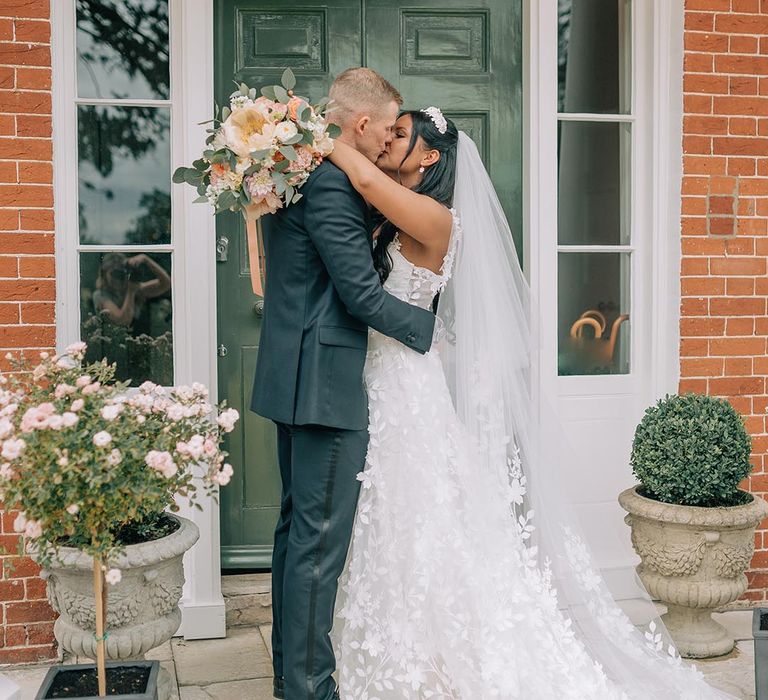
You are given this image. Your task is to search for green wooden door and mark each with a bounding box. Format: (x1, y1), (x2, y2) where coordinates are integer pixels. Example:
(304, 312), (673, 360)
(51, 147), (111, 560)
(216, 0), (522, 569)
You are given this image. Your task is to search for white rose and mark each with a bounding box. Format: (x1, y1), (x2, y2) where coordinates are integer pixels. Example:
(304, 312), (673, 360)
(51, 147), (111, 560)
(2, 438), (25, 461)
(274, 121), (298, 143)
(100, 404), (122, 421)
(107, 449), (122, 466)
(0, 418), (12, 440)
(217, 408), (240, 433)
(24, 519), (42, 539)
(93, 431), (112, 448)
(166, 403), (184, 422)
(61, 412), (78, 428)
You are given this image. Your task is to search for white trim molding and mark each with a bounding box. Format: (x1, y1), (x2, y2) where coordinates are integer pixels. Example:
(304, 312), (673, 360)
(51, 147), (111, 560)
(51, 0), (224, 639)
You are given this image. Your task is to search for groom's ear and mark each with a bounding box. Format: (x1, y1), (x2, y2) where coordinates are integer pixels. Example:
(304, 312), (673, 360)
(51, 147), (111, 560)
(354, 115), (371, 136)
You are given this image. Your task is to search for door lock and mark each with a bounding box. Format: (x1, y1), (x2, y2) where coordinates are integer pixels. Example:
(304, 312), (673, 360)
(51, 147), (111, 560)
(253, 300), (264, 317)
(216, 235), (229, 262)
(217, 344), (228, 357)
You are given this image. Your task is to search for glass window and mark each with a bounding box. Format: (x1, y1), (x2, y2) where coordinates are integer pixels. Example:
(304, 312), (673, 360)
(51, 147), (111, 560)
(74, 0), (173, 386)
(76, 0), (170, 100)
(78, 105), (171, 245)
(557, 121), (630, 246)
(558, 0), (631, 114)
(557, 252), (630, 376)
(80, 252), (173, 386)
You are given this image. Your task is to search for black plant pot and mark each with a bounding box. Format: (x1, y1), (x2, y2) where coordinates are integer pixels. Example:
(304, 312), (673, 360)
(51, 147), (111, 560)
(34, 660), (159, 700)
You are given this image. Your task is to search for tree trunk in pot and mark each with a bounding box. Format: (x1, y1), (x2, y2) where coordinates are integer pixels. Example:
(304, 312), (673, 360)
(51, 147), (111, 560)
(41, 515), (199, 700)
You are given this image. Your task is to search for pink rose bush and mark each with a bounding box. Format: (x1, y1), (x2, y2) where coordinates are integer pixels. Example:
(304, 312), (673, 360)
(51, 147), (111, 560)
(173, 68), (338, 221)
(0, 343), (238, 580)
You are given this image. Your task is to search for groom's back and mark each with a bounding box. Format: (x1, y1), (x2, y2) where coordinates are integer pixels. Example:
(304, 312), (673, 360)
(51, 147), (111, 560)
(251, 160), (371, 430)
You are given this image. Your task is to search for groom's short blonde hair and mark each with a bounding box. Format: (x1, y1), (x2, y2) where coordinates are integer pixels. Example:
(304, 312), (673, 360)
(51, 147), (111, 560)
(329, 68), (403, 125)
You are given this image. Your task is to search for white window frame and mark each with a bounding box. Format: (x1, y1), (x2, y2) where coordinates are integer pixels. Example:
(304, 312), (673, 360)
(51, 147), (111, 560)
(51, 0), (224, 639)
(525, 0), (683, 407)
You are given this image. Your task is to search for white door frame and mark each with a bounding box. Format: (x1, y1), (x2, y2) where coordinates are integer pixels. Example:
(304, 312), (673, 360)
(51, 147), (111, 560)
(52, 0), (683, 637)
(524, 0), (684, 594)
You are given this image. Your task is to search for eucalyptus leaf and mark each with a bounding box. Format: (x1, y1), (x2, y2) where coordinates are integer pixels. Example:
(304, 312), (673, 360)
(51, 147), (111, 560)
(326, 123), (341, 139)
(282, 68), (296, 91)
(221, 106), (231, 121)
(218, 190), (237, 209)
(172, 167), (188, 184)
(193, 195), (208, 203)
(292, 193), (303, 204)
(261, 85), (276, 99)
(274, 159), (291, 172)
(239, 82), (249, 96)
(274, 85), (289, 104)
(300, 131), (315, 145)
(282, 133), (304, 145)
(279, 146), (298, 161)
(274, 178), (287, 195)
(285, 184), (295, 202)
(250, 149), (272, 160)
(299, 106), (311, 122)
(249, 88), (257, 100)
(192, 158), (208, 171)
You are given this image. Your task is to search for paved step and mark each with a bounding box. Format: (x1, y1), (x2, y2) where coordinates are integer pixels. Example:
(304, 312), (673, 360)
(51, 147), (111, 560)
(222, 573), (273, 629)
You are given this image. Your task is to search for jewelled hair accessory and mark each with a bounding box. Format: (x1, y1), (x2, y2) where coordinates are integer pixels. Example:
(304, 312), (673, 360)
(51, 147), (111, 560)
(421, 106), (447, 134)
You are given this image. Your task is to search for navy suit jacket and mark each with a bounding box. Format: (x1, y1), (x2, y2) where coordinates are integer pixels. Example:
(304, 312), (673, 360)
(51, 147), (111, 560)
(250, 160), (435, 431)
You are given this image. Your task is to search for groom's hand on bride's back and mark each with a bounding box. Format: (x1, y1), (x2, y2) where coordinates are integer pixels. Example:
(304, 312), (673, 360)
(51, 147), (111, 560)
(304, 164), (435, 354)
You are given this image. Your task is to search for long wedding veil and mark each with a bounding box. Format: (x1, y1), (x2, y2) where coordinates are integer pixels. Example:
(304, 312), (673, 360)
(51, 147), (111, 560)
(435, 132), (734, 698)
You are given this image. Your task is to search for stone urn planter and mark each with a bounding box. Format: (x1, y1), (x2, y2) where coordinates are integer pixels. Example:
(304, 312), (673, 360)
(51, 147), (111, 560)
(42, 515), (199, 700)
(619, 486), (768, 658)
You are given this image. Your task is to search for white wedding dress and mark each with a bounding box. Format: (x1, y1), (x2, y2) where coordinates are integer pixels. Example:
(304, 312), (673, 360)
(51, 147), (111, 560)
(333, 133), (732, 699)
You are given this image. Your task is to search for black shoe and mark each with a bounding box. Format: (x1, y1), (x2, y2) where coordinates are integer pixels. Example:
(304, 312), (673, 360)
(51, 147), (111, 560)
(273, 677), (285, 699)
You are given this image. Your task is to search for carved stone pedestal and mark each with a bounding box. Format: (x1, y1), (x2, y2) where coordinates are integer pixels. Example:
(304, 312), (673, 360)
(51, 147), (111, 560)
(619, 486), (768, 659)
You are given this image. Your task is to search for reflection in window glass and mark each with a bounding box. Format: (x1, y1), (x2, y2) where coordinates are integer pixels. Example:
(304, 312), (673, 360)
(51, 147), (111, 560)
(558, 252), (630, 376)
(80, 252), (173, 386)
(558, 121), (630, 246)
(78, 105), (171, 245)
(558, 0), (631, 114)
(76, 0), (169, 100)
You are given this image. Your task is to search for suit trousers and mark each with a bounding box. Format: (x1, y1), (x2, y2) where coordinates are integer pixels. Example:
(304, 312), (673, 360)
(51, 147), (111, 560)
(271, 421), (367, 700)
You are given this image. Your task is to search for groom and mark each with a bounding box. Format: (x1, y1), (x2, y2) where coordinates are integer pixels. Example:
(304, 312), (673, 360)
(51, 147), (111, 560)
(251, 67), (436, 700)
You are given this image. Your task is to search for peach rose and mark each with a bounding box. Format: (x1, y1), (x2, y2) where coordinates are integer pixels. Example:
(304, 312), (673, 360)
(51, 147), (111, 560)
(245, 192), (283, 220)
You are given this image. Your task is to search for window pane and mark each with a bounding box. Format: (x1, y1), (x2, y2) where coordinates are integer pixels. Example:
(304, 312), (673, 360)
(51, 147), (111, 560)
(558, 252), (630, 376)
(80, 252), (173, 386)
(558, 121), (630, 245)
(558, 0), (631, 114)
(76, 0), (169, 100)
(78, 105), (171, 245)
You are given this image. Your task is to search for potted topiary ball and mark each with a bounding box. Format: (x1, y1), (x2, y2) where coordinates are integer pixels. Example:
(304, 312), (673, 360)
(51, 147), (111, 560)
(619, 393), (768, 659)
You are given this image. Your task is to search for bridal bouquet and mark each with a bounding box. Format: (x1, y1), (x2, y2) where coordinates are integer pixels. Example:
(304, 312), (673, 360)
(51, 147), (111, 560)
(173, 68), (338, 220)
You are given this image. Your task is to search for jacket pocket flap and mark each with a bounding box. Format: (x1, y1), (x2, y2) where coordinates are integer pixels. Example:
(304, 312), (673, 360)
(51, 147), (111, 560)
(318, 326), (368, 349)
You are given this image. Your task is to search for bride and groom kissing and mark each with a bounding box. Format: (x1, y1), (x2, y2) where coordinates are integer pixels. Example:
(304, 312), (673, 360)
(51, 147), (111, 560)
(250, 67), (728, 700)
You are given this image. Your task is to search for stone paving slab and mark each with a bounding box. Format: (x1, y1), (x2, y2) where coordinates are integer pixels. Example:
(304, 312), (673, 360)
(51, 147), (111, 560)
(172, 626), (272, 687)
(179, 678), (273, 699)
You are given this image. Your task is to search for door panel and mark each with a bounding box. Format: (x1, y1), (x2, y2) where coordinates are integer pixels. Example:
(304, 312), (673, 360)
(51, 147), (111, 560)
(216, 0), (522, 569)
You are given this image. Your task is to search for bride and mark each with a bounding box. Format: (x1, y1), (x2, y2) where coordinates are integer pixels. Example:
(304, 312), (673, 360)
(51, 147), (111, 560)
(326, 107), (734, 699)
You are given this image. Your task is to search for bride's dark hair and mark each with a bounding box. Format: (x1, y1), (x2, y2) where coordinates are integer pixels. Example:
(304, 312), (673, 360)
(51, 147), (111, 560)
(372, 109), (459, 283)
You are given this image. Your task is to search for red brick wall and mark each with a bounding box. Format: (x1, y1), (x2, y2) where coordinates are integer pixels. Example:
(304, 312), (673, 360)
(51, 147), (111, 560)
(680, 0), (768, 602)
(0, 0), (57, 664)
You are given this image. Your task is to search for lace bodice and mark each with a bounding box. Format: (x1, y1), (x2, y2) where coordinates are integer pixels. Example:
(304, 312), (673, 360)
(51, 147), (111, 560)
(381, 209), (459, 310)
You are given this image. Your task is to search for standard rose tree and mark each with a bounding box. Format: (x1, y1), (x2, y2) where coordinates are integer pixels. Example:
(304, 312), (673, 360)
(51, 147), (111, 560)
(0, 343), (237, 697)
